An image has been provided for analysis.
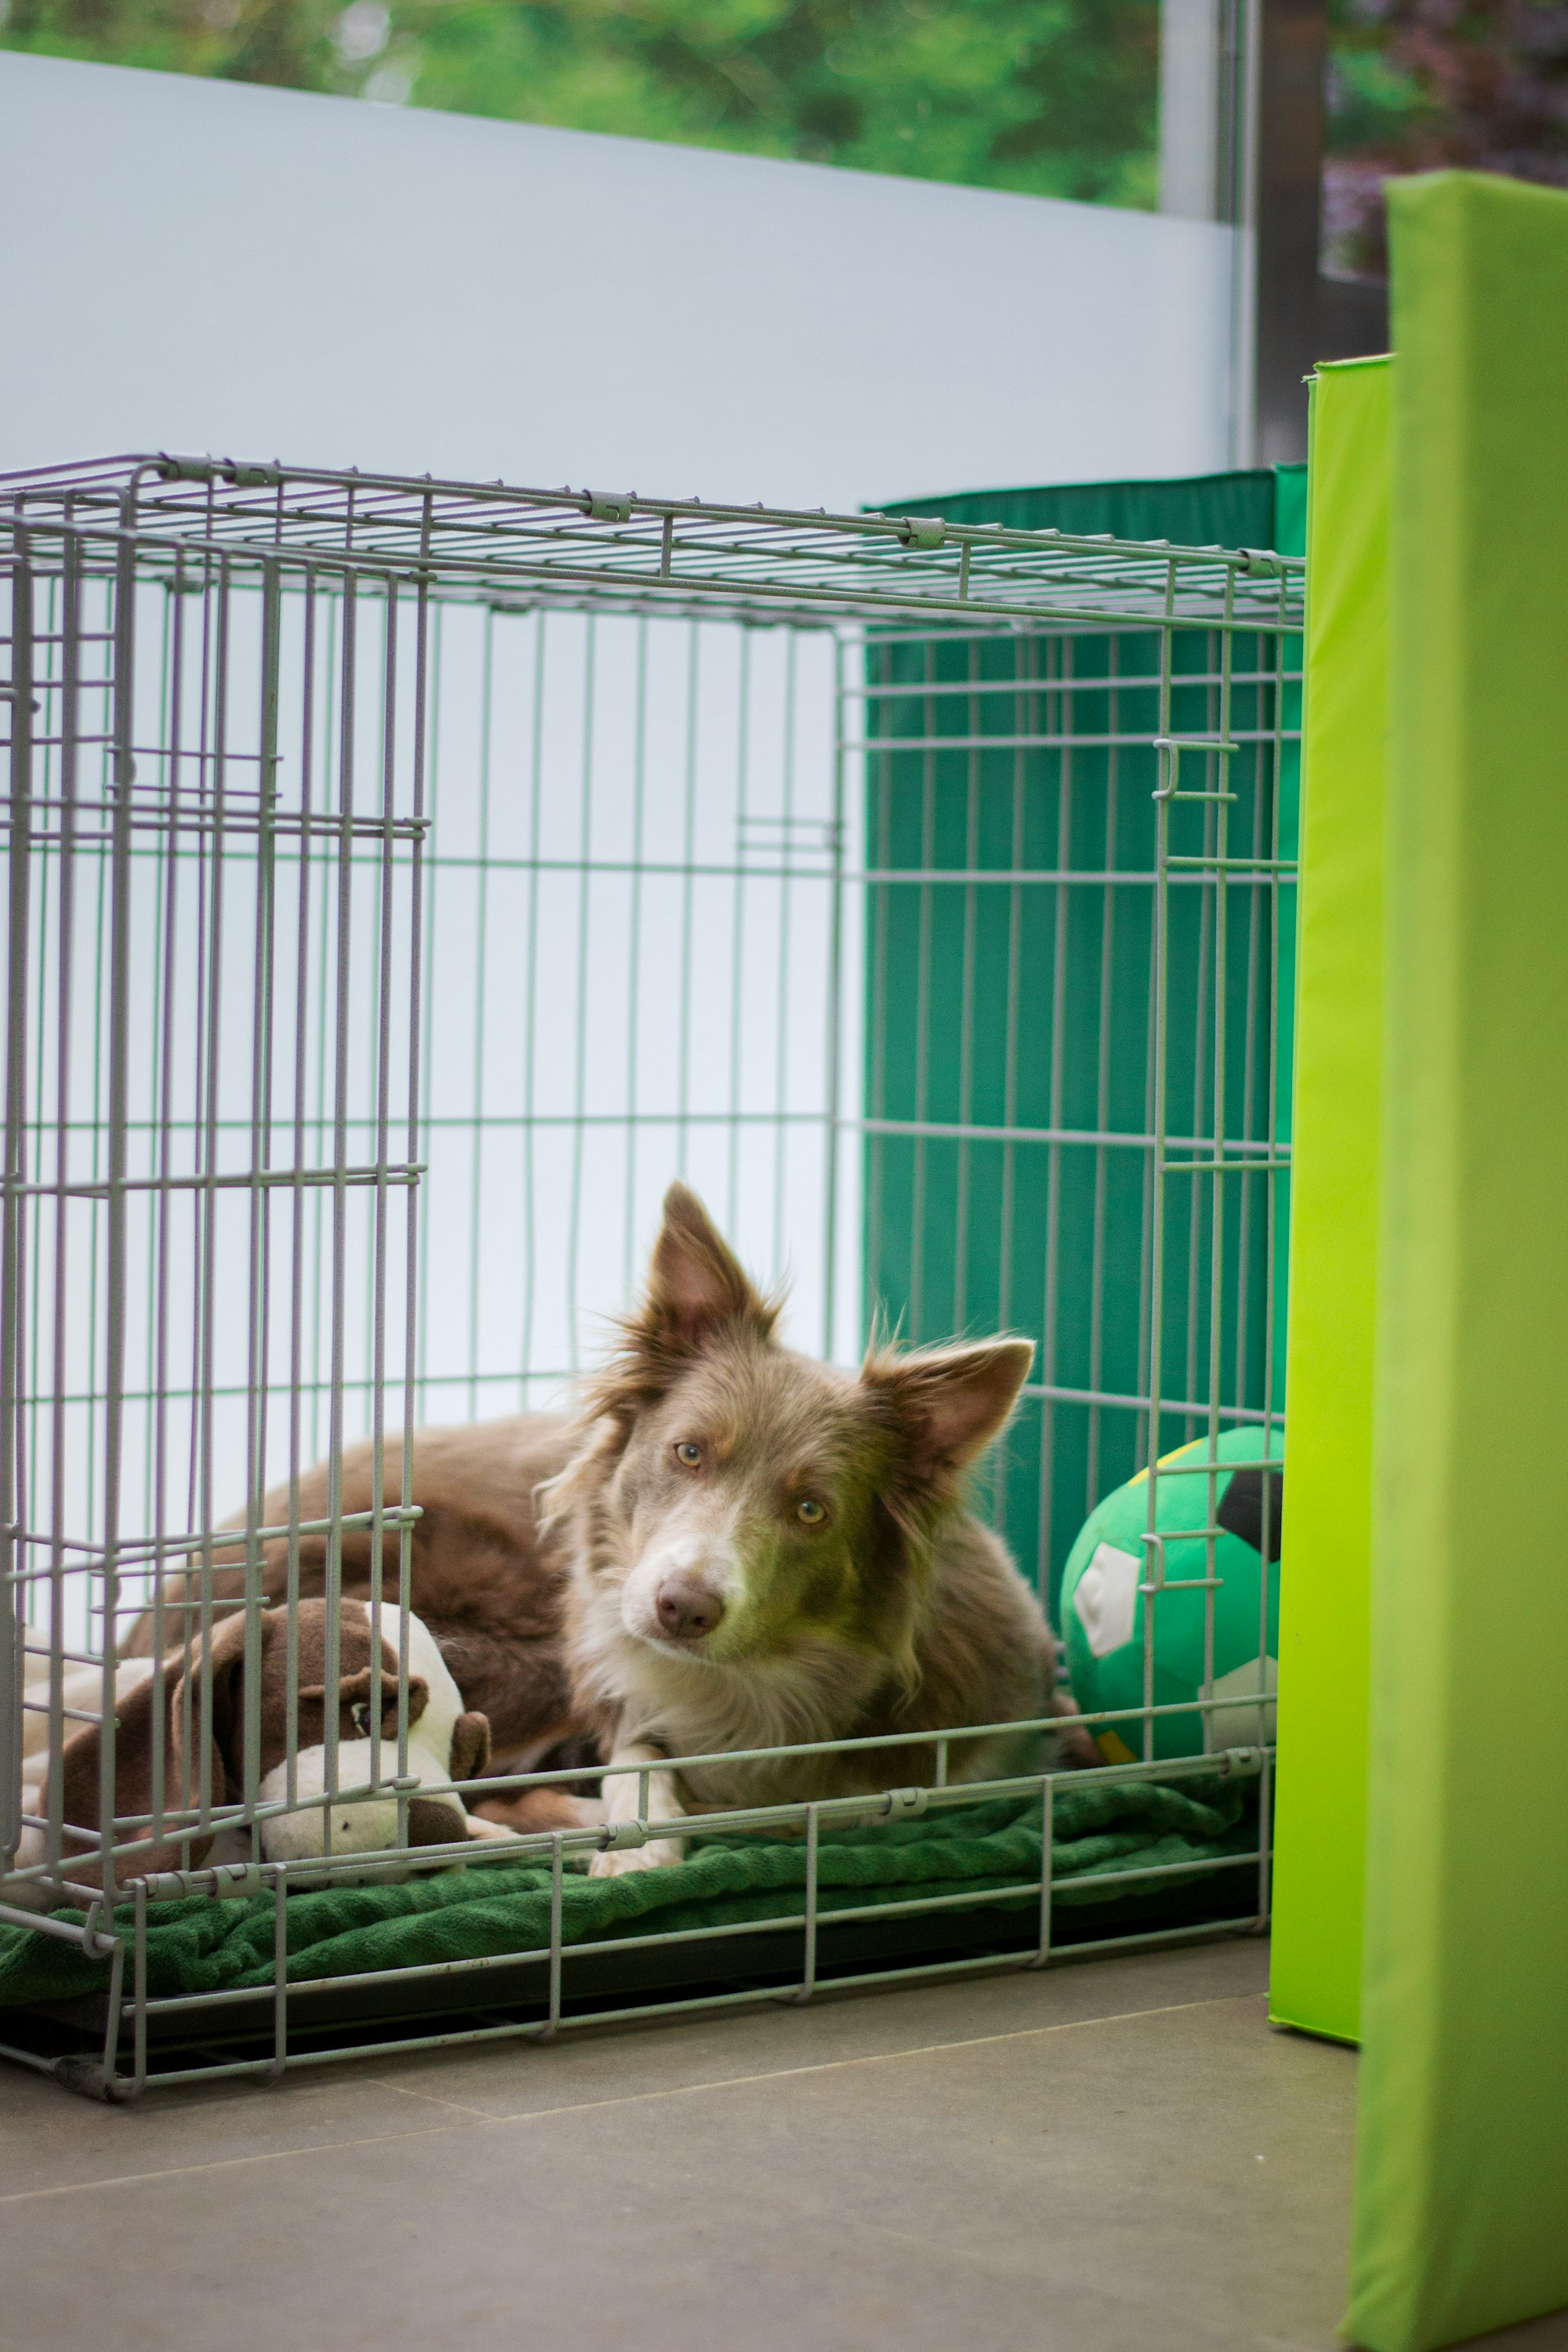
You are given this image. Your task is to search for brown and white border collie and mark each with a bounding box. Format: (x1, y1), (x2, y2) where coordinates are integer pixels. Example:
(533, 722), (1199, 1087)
(126, 1185), (1073, 1870)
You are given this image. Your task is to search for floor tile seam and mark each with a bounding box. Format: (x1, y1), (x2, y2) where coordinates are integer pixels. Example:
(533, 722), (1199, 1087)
(340, 1983), (1263, 2129)
(476, 1988), (1264, 2124)
(0, 1988), (1257, 2208)
(0, 2115), (465, 2206)
(368, 2078), (496, 2120)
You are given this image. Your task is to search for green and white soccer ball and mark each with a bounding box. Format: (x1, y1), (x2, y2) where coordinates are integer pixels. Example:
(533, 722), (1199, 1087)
(1058, 1425), (1283, 1765)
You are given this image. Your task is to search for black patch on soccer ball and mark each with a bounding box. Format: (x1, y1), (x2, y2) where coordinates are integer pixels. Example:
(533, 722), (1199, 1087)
(1216, 1466), (1284, 1563)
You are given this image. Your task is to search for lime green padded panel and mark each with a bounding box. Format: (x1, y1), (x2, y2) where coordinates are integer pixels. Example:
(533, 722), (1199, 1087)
(1346, 172), (1568, 2352)
(864, 472), (1298, 1620)
(1269, 358), (1390, 2049)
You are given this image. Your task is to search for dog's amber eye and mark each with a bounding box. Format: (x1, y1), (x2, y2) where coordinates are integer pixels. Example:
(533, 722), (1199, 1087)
(795, 1497), (827, 1526)
(673, 1441), (702, 1468)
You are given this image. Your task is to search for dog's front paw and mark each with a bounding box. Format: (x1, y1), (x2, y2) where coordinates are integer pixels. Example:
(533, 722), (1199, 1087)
(588, 1838), (684, 1878)
(464, 1812), (521, 1842)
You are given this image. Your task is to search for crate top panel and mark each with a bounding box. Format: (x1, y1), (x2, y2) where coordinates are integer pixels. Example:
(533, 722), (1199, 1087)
(0, 455), (1305, 635)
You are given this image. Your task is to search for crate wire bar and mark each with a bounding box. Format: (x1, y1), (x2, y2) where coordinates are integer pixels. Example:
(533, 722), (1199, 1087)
(0, 457), (1301, 631)
(0, 456), (1301, 2095)
(16, 1743), (1270, 2098)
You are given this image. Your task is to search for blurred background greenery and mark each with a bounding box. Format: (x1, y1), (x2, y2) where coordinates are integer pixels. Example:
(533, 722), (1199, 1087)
(0, 1), (1164, 206)
(2, 0), (1565, 275)
(1323, 3), (1568, 279)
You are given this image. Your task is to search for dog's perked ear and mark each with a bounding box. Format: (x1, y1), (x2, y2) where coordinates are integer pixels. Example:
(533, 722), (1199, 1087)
(579, 1184), (782, 1429)
(862, 1337), (1036, 1509)
(646, 1182), (778, 1348)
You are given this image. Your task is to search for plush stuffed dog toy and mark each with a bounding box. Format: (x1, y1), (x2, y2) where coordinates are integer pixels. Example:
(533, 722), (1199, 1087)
(9, 1598), (493, 1908)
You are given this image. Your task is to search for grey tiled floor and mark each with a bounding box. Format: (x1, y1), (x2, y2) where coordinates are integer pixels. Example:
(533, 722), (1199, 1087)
(0, 1936), (1563, 2352)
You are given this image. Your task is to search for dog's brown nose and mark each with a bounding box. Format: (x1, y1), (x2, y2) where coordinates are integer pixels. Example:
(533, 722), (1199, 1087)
(655, 1577), (725, 1639)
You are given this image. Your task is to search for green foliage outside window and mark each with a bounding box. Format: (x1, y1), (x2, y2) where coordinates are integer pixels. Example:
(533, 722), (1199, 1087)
(6, 0), (1566, 262)
(0, 0), (1161, 209)
(1324, 2), (1568, 278)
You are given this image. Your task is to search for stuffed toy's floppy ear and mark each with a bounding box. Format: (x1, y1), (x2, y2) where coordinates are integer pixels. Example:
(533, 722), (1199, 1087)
(185, 1607), (261, 1804)
(56, 1670), (163, 1874)
(449, 1710), (491, 1784)
(55, 1609), (256, 1888)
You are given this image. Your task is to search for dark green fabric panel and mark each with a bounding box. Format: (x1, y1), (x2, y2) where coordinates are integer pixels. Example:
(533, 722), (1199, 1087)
(1274, 463), (1310, 559)
(884, 470), (1281, 550)
(864, 472), (1299, 1624)
(0, 1777), (1253, 2009)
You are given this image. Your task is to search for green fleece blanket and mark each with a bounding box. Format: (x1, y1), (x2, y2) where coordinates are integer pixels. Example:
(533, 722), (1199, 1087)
(0, 1776), (1255, 2010)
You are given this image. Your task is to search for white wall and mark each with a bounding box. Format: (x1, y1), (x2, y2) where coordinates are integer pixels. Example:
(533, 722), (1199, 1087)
(3, 53), (1243, 1606)
(0, 51), (1237, 506)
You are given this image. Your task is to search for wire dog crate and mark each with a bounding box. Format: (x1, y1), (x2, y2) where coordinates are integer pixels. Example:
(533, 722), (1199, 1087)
(0, 457), (1301, 2095)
